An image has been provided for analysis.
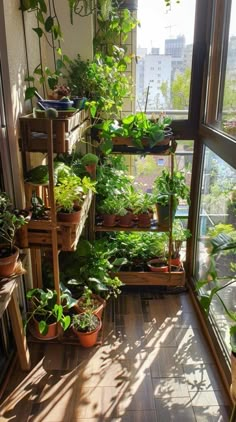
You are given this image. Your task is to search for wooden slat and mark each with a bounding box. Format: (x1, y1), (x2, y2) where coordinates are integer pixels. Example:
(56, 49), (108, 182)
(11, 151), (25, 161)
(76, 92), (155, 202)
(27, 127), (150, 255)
(112, 268), (185, 286)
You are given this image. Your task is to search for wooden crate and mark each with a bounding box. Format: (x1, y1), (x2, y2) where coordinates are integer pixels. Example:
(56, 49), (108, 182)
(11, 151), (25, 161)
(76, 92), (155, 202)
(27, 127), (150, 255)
(112, 266), (185, 287)
(19, 110), (90, 153)
(17, 191), (93, 251)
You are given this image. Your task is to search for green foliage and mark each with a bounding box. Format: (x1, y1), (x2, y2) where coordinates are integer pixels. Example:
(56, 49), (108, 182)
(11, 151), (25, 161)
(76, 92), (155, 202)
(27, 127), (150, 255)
(67, 54), (91, 97)
(72, 311), (100, 333)
(25, 288), (72, 335)
(0, 192), (28, 251)
(171, 68), (191, 110)
(171, 220), (191, 258)
(59, 239), (124, 299)
(106, 232), (169, 263)
(153, 169), (190, 206)
(98, 112), (172, 153)
(54, 175), (96, 213)
(81, 153), (99, 166)
(196, 233), (236, 352)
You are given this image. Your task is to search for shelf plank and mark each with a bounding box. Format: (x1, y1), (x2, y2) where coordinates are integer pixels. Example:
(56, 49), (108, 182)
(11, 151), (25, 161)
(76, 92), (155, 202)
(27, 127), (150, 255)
(94, 221), (169, 232)
(112, 269), (185, 286)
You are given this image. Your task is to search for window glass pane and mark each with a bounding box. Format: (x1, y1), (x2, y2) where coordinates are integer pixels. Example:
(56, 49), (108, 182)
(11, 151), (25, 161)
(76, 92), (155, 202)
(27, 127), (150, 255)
(219, 1), (236, 139)
(136, 0), (196, 119)
(196, 147), (236, 353)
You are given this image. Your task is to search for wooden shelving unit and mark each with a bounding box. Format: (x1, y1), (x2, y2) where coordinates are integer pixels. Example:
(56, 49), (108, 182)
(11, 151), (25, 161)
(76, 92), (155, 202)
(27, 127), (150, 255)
(19, 109), (92, 294)
(94, 137), (186, 287)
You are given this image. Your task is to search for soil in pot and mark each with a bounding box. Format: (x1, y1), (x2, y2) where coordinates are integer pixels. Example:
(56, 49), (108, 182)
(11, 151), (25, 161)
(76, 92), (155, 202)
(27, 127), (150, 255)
(0, 245), (19, 278)
(147, 258), (168, 272)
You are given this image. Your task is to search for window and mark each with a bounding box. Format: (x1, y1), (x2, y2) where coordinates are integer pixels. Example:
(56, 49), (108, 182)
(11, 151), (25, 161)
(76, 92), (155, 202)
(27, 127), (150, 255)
(136, 0), (196, 118)
(195, 147), (236, 354)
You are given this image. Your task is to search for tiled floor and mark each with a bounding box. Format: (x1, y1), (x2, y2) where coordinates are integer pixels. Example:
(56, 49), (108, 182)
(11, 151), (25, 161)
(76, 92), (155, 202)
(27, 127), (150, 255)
(0, 287), (232, 421)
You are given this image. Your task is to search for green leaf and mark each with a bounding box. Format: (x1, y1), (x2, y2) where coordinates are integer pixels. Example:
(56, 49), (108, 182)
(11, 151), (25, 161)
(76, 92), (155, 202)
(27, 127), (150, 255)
(57, 48), (62, 56)
(56, 59), (64, 70)
(62, 315), (71, 331)
(199, 295), (211, 313)
(100, 138), (114, 155)
(39, 320), (48, 335)
(38, 0), (47, 13)
(37, 10), (44, 24)
(24, 76), (35, 82)
(47, 75), (58, 90)
(45, 16), (54, 32)
(54, 304), (63, 321)
(33, 27), (43, 38)
(25, 86), (37, 100)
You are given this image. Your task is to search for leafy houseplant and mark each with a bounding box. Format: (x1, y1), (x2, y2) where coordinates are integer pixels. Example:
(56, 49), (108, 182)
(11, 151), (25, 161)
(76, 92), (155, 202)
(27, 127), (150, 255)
(54, 175), (96, 222)
(97, 112), (172, 154)
(74, 286), (106, 319)
(0, 192), (28, 277)
(71, 311), (101, 347)
(81, 153), (99, 179)
(171, 220), (191, 263)
(153, 169), (190, 227)
(25, 288), (72, 338)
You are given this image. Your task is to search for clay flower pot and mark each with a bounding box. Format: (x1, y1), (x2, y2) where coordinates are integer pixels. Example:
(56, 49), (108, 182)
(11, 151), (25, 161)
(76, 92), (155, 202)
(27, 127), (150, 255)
(74, 294), (106, 319)
(57, 207), (81, 223)
(102, 214), (117, 227)
(0, 245), (20, 278)
(147, 258), (168, 272)
(72, 313), (102, 348)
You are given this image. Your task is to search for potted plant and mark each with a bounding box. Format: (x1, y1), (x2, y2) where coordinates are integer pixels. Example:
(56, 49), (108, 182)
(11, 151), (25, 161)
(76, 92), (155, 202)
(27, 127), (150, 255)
(97, 112), (172, 154)
(71, 311), (102, 347)
(81, 153), (99, 179)
(25, 288), (72, 339)
(153, 169), (190, 227)
(0, 192), (28, 277)
(132, 192), (154, 228)
(97, 196), (122, 227)
(74, 286), (106, 319)
(196, 233), (236, 402)
(171, 220), (191, 265)
(54, 175), (96, 223)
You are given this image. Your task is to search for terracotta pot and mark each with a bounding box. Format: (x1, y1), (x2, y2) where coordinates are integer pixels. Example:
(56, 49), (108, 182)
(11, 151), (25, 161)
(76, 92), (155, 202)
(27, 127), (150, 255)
(32, 317), (59, 340)
(57, 207), (81, 223)
(74, 294), (106, 319)
(85, 164), (96, 179)
(119, 212), (133, 227)
(137, 213), (151, 228)
(171, 257), (181, 266)
(72, 317), (102, 348)
(0, 245), (19, 278)
(147, 258), (168, 272)
(103, 214), (117, 227)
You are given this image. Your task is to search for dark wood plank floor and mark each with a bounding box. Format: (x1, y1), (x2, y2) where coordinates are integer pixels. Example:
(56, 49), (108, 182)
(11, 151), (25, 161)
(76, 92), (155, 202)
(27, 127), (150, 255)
(0, 287), (232, 421)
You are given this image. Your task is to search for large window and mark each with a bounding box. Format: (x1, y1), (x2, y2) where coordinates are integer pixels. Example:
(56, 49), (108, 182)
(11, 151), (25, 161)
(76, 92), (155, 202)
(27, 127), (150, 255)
(136, 0), (196, 118)
(196, 147), (236, 353)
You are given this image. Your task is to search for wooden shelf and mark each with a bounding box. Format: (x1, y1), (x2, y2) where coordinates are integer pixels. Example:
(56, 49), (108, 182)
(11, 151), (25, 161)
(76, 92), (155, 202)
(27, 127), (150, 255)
(112, 267), (185, 286)
(95, 220), (169, 232)
(17, 191), (93, 251)
(110, 137), (177, 155)
(19, 110), (90, 153)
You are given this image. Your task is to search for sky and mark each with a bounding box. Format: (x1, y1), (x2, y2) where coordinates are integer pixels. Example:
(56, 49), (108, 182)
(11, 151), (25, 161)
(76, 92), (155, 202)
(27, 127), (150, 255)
(137, 0), (196, 53)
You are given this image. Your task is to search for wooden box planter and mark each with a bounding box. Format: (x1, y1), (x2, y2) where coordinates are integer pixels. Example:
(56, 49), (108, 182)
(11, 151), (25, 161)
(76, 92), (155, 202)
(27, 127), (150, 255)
(112, 264), (185, 286)
(19, 109), (90, 153)
(17, 191), (93, 252)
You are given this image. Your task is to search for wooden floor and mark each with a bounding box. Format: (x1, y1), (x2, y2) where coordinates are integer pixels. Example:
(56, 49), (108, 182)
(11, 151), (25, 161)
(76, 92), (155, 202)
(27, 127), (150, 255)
(0, 287), (232, 421)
